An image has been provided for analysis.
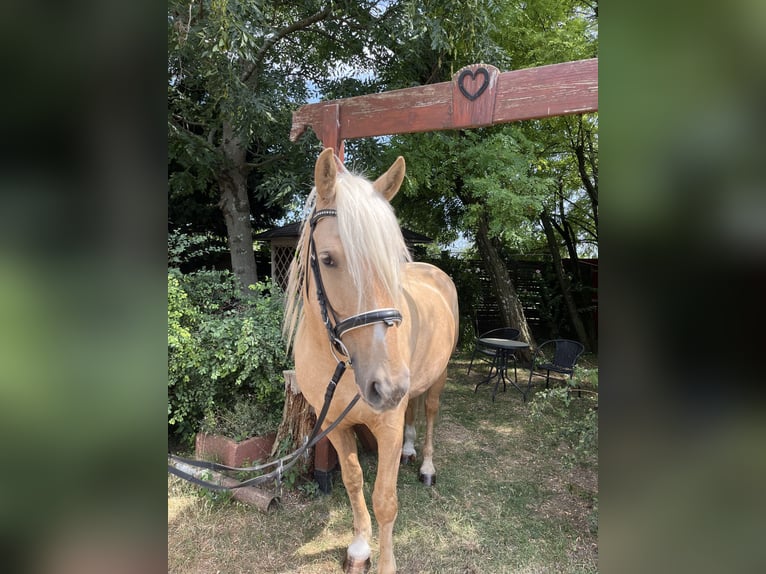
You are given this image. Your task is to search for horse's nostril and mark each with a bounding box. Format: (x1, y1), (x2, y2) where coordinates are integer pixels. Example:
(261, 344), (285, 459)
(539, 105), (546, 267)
(366, 379), (407, 410)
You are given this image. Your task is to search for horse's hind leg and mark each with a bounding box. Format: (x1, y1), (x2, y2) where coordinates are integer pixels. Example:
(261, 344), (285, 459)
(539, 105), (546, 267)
(401, 400), (417, 464)
(419, 368), (447, 486)
(328, 426), (372, 573)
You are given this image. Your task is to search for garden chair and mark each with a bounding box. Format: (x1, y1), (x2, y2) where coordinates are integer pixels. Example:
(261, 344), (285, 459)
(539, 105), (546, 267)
(526, 339), (585, 394)
(466, 327), (521, 376)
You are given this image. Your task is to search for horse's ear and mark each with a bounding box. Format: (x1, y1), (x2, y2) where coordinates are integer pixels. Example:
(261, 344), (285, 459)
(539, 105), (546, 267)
(315, 148), (337, 202)
(373, 156), (406, 202)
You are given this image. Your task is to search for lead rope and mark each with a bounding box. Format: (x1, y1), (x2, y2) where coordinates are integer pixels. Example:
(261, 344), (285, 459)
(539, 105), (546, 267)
(167, 361), (359, 491)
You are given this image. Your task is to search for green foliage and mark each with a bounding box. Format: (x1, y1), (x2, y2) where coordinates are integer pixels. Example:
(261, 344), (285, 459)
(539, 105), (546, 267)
(492, 0), (597, 68)
(201, 398), (281, 441)
(460, 129), (551, 245)
(391, 125), (552, 256)
(268, 434), (320, 497)
(168, 228), (228, 267)
(297, 479), (321, 498)
(400, 0), (506, 72)
(197, 470), (235, 506)
(168, 1), (404, 237)
(381, 0), (598, 262)
(527, 368), (598, 468)
(168, 268), (289, 445)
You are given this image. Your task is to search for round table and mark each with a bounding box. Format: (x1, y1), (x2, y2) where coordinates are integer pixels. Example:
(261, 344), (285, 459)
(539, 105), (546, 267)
(473, 338), (530, 402)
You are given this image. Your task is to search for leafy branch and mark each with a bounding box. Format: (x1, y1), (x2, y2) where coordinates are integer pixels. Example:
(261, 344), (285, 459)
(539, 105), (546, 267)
(241, 6), (333, 87)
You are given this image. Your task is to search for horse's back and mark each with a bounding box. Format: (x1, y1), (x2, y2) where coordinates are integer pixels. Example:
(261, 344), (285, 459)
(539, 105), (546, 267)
(402, 262), (459, 394)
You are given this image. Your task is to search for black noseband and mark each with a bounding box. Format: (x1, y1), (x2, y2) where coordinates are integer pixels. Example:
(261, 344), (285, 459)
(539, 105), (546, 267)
(308, 209), (403, 360)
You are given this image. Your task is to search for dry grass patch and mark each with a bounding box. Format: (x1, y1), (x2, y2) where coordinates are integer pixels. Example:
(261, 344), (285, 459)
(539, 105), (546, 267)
(168, 353), (598, 573)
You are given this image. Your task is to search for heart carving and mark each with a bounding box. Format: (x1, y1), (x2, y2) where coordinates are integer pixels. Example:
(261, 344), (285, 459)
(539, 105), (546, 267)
(457, 67), (490, 101)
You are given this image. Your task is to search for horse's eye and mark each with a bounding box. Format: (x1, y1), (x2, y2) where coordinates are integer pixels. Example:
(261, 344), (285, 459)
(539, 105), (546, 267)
(320, 253), (335, 268)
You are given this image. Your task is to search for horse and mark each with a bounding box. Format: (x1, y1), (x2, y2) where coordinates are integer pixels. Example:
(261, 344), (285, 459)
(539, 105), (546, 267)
(284, 148), (459, 573)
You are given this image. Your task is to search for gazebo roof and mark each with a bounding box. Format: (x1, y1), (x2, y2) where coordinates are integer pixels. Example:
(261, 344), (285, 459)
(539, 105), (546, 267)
(253, 222), (303, 240)
(254, 222), (433, 244)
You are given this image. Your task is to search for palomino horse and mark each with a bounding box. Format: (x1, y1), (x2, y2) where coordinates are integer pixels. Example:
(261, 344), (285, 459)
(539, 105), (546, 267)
(284, 148), (459, 573)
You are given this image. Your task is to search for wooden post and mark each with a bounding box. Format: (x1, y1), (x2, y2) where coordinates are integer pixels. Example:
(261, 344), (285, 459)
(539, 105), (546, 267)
(271, 370), (315, 467)
(319, 103), (344, 161)
(273, 370), (339, 494)
(313, 436), (338, 494)
(274, 371), (380, 494)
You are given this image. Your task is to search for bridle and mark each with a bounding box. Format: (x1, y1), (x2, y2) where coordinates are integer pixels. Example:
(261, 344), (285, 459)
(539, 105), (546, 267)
(308, 208), (403, 362)
(167, 206), (405, 493)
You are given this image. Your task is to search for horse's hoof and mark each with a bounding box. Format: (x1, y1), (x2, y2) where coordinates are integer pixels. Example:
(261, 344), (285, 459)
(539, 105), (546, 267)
(401, 453), (416, 465)
(419, 473), (436, 486)
(343, 555), (371, 574)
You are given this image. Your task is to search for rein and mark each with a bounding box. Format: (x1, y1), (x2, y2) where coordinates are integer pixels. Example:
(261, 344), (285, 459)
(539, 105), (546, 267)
(168, 362), (359, 491)
(168, 207), (402, 493)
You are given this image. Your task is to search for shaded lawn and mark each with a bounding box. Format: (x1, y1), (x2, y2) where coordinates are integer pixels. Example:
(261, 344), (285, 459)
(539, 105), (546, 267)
(168, 354), (598, 573)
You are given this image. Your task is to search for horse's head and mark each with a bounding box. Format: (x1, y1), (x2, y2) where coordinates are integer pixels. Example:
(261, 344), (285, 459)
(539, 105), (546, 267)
(309, 148), (411, 411)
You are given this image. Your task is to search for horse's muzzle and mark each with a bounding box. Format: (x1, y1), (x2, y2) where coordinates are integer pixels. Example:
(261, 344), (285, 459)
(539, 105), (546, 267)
(360, 370), (409, 411)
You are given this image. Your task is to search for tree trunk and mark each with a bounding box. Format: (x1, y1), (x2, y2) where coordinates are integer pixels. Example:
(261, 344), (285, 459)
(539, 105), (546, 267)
(271, 370), (316, 471)
(552, 185), (581, 273)
(572, 115), (598, 230)
(474, 212), (535, 362)
(540, 210), (591, 351)
(219, 121), (258, 292)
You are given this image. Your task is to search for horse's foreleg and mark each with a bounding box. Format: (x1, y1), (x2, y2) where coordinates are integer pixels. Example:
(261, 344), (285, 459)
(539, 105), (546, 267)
(419, 369), (447, 486)
(329, 427), (372, 572)
(372, 409), (406, 574)
(401, 400), (417, 464)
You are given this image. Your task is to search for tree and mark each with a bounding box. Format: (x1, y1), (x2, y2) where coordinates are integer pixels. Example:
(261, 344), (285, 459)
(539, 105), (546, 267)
(168, 1), (400, 290)
(167, 0), (599, 345)
(376, 0), (598, 350)
(540, 207), (591, 347)
(536, 113), (598, 349)
(376, 126), (548, 359)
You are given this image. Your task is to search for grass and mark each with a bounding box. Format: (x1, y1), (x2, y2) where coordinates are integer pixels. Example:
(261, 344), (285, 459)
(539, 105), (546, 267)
(168, 353), (598, 573)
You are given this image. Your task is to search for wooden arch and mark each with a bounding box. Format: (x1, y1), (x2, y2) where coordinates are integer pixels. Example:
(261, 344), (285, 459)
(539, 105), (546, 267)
(287, 58), (598, 484)
(290, 58), (598, 159)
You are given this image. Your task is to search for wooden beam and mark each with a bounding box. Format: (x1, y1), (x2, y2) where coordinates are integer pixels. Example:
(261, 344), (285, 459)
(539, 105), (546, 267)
(290, 58), (597, 149)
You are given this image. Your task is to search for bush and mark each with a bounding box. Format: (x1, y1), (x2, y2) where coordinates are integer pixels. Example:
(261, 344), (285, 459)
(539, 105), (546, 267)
(527, 368), (598, 468)
(200, 398), (282, 441)
(168, 269), (289, 446)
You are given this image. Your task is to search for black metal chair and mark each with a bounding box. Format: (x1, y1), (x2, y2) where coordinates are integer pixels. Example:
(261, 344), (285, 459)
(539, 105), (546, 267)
(526, 339), (585, 392)
(467, 327), (521, 376)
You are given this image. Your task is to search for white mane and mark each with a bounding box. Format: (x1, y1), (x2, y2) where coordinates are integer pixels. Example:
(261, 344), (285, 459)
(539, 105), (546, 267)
(283, 169), (411, 352)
